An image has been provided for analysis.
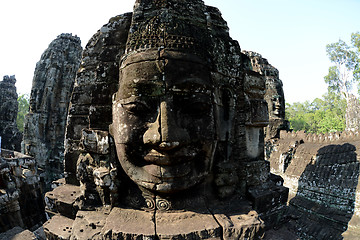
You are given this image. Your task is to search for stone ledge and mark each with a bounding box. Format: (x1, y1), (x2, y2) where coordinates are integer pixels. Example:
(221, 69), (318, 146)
(0, 226), (36, 240)
(43, 214), (74, 240)
(101, 207), (156, 239)
(156, 210), (222, 239)
(43, 204), (267, 239)
(45, 184), (82, 219)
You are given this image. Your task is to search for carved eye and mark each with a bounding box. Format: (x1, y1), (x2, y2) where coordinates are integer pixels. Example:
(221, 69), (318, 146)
(122, 102), (150, 116)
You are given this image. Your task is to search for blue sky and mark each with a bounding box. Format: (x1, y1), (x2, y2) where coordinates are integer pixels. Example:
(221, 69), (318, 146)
(1, 0), (359, 104)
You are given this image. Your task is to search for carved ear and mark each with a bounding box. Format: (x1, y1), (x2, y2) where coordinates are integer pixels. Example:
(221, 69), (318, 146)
(109, 123), (114, 136)
(109, 92), (117, 136)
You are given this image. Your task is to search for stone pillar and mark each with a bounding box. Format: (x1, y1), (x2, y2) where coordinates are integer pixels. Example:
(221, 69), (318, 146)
(0, 75), (22, 151)
(345, 94), (360, 131)
(22, 34), (82, 190)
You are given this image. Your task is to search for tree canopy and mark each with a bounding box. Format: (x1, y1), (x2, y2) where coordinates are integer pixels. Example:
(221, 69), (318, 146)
(324, 32), (360, 99)
(286, 32), (360, 134)
(17, 94), (29, 133)
(286, 92), (346, 133)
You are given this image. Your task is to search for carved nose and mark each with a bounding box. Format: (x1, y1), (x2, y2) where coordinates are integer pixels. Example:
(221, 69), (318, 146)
(143, 101), (190, 150)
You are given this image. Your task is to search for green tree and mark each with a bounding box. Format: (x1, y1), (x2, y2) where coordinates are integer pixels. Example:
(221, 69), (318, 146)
(351, 32), (360, 94)
(285, 33), (359, 134)
(285, 92), (346, 134)
(17, 94), (30, 132)
(285, 101), (313, 132)
(324, 33), (360, 100)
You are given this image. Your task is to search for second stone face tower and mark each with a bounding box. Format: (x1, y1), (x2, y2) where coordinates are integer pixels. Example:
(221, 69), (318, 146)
(23, 33), (82, 190)
(0, 75), (22, 151)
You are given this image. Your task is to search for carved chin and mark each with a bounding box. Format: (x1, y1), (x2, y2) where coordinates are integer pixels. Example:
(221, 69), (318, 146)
(115, 144), (214, 193)
(136, 171), (207, 193)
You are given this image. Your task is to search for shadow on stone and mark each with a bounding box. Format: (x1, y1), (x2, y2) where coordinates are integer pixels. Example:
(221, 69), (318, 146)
(288, 143), (359, 239)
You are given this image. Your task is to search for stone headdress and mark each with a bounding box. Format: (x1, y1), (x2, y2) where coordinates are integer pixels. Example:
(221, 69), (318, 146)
(123, 0), (211, 62)
(122, 0), (251, 76)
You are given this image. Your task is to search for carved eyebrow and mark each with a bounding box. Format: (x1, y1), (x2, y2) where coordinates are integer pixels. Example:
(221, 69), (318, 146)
(118, 96), (152, 109)
(130, 79), (164, 86)
(170, 77), (213, 92)
(125, 80), (166, 97)
(174, 77), (212, 87)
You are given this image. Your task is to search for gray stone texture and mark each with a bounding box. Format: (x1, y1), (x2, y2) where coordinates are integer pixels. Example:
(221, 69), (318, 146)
(0, 75), (22, 151)
(63, 13), (132, 186)
(346, 94), (360, 131)
(0, 226), (37, 240)
(23, 33), (82, 190)
(268, 130), (360, 239)
(0, 149), (46, 233)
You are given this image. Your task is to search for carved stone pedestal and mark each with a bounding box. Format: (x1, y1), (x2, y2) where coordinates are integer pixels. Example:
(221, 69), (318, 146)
(43, 185), (266, 240)
(44, 208), (264, 240)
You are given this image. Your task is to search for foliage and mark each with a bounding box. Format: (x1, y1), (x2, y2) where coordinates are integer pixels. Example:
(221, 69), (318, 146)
(17, 94), (30, 132)
(286, 92), (346, 134)
(351, 32), (360, 94)
(287, 32), (359, 134)
(324, 32), (360, 99)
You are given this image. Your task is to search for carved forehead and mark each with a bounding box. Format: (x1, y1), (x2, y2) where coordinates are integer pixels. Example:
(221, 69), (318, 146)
(118, 51), (213, 99)
(120, 49), (208, 68)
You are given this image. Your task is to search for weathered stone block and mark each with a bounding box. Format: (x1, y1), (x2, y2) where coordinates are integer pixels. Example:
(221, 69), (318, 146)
(101, 207), (156, 239)
(249, 185), (289, 214)
(156, 210), (222, 239)
(65, 116), (89, 140)
(244, 71), (266, 98)
(71, 85), (93, 105)
(45, 184), (81, 219)
(239, 160), (269, 187)
(245, 127), (266, 161)
(215, 211), (265, 240)
(79, 129), (109, 155)
(0, 150), (45, 232)
(71, 210), (108, 240)
(247, 99), (269, 126)
(43, 214), (74, 240)
(68, 104), (90, 116)
(0, 226), (37, 240)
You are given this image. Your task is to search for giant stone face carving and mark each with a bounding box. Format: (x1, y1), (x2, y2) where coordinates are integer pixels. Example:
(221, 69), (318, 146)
(43, 1), (290, 239)
(110, 51), (217, 193)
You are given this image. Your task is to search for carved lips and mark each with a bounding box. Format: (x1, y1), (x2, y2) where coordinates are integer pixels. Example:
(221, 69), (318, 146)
(143, 148), (197, 179)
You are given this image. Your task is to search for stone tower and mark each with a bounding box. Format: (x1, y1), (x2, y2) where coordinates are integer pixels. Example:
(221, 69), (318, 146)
(0, 75), (22, 151)
(345, 94), (360, 131)
(23, 33), (82, 190)
(243, 51), (289, 140)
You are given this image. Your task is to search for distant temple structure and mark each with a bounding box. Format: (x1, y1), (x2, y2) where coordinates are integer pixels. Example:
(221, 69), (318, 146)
(243, 51), (289, 141)
(0, 75), (22, 151)
(22, 33), (82, 190)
